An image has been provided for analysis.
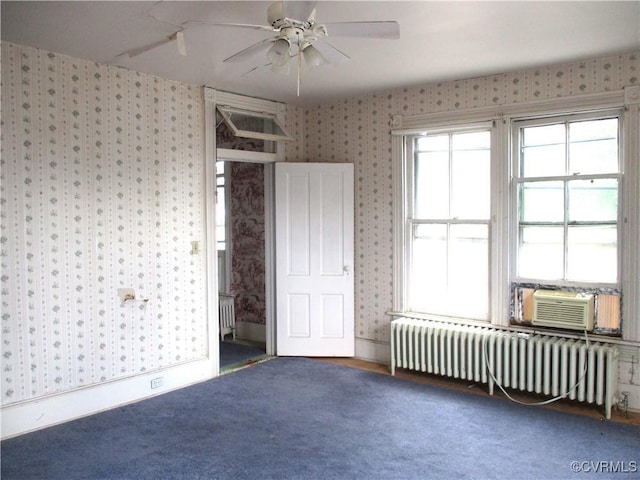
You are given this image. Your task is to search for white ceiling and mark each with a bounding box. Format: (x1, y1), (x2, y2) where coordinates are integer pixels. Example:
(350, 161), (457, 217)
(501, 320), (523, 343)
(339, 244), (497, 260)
(2, 1), (639, 106)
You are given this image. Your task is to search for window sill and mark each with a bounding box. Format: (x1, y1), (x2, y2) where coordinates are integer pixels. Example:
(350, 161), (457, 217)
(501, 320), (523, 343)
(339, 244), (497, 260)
(387, 310), (636, 347)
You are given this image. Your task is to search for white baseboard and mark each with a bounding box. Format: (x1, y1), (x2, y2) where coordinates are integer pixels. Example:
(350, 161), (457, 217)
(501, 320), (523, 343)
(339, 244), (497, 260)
(236, 321), (266, 343)
(355, 337), (390, 365)
(1, 357), (216, 440)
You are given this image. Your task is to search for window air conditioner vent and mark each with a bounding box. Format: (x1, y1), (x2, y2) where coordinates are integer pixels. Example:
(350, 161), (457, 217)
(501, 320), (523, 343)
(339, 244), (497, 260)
(532, 290), (594, 331)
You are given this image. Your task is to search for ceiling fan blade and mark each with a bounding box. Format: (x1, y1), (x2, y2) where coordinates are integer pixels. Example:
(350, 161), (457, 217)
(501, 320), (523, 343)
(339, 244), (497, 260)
(223, 37), (277, 64)
(125, 34), (177, 58)
(183, 20), (274, 32)
(242, 64), (265, 77)
(125, 32), (188, 59)
(310, 39), (350, 65)
(173, 31), (187, 56)
(322, 21), (400, 39)
(282, 1), (317, 21)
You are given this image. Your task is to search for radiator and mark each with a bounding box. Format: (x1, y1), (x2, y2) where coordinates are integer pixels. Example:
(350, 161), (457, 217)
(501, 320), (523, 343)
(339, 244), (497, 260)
(390, 318), (619, 418)
(219, 294), (236, 341)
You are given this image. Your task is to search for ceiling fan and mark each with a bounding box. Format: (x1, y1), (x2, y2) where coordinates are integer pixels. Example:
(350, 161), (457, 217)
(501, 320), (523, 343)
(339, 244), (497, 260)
(123, 1), (400, 95)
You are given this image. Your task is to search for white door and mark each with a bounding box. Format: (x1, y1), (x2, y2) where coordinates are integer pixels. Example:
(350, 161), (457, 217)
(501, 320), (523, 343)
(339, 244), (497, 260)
(275, 162), (354, 356)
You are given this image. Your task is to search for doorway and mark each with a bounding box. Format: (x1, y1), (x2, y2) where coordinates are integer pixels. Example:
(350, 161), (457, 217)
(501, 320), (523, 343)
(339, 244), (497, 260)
(217, 159), (272, 371)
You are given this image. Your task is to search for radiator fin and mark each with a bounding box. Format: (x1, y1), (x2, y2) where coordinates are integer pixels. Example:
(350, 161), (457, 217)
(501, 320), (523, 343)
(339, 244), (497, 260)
(219, 294), (236, 341)
(390, 318), (618, 419)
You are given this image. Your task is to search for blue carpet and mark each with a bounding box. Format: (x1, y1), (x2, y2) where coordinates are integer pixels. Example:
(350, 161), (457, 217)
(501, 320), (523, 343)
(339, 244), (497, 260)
(1, 357), (638, 480)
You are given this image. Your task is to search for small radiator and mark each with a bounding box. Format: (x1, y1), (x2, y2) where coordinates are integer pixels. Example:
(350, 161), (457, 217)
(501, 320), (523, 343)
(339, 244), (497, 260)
(219, 294), (236, 341)
(390, 318), (619, 418)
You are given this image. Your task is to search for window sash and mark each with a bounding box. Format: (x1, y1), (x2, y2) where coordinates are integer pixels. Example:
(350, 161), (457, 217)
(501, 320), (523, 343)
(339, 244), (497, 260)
(407, 220), (490, 319)
(513, 112), (621, 287)
(216, 105), (294, 143)
(406, 127), (491, 320)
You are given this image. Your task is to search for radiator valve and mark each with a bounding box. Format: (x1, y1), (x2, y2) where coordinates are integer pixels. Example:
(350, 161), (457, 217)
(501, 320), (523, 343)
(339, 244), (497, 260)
(616, 391), (630, 418)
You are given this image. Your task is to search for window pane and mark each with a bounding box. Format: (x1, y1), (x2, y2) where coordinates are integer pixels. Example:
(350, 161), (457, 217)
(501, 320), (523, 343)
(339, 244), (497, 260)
(449, 224), (489, 317)
(410, 224), (447, 312)
(522, 124), (565, 146)
(451, 149), (490, 219)
(451, 130), (490, 220)
(570, 118), (618, 142)
(216, 162), (226, 250)
(216, 112), (277, 153)
(570, 117), (619, 174)
(216, 185), (226, 250)
(452, 131), (490, 150)
(568, 179), (618, 222)
(521, 124), (565, 177)
(518, 226), (563, 279)
(411, 224), (488, 318)
(520, 181), (564, 222)
(567, 226), (617, 283)
(414, 151), (449, 218)
(416, 134), (448, 152)
(569, 139), (618, 175)
(521, 144), (566, 178)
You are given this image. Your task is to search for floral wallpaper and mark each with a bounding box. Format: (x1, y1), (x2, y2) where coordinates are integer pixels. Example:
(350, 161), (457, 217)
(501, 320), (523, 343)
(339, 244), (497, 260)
(229, 162), (266, 325)
(2, 38), (637, 408)
(283, 105), (304, 163)
(302, 52), (639, 343)
(1, 42), (207, 405)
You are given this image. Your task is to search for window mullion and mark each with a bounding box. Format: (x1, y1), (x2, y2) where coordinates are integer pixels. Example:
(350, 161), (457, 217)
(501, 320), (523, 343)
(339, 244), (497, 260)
(563, 180), (569, 280)
(448, 134), (453, 219)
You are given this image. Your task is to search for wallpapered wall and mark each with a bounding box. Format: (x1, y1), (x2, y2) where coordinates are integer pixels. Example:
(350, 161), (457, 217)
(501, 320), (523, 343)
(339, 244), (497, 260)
(2, 39), (638, 407)
(302, 52), (639, 343)
(1, 43), (207, 405)
(230, 162), (266, 325)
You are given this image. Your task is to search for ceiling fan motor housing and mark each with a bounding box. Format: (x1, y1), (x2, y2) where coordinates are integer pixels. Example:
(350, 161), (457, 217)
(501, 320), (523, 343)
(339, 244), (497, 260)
(280, 27), (306, 45)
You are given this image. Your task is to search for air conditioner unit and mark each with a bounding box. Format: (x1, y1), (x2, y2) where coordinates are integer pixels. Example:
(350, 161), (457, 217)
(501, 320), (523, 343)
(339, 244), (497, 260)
(532, 290), (594, 331)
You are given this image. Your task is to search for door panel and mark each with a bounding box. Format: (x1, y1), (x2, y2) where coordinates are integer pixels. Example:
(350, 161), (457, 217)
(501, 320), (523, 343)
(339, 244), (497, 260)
(276, 163), (354, 357)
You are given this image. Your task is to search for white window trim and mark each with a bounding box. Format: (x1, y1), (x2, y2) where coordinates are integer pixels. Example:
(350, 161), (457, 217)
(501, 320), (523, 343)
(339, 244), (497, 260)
(392, 87), (640, 342)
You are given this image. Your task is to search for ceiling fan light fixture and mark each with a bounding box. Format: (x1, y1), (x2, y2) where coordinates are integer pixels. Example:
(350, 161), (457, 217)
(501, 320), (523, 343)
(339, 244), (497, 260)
(302, 44), (326, 69)
(267, 38), (291, 67)
(271, 60), (292, 76)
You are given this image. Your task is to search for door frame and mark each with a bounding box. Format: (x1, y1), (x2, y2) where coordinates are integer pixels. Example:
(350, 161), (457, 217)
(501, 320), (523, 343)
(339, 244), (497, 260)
(205, 88), (284, 370)
(214, 158), (276, 357)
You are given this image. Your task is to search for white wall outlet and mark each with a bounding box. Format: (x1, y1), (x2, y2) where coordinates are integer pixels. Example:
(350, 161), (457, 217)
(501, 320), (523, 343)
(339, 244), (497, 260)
(117, 288), (136, 303)
(150, 377), (163, 389)
(191, 240), (201, 255)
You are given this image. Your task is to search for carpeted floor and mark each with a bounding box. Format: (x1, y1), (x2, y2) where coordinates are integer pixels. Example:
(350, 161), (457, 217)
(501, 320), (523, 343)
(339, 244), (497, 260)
(219, 341), (266, 369)
(2, 357), (638, 480)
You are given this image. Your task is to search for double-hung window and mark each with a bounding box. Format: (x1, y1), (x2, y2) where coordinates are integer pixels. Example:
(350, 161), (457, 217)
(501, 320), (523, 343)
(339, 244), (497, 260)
(514, 113), (620, 283)
(406, 127), (492, 320)
(395, 91), (637, 340)
(512, 111), (622, 332)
